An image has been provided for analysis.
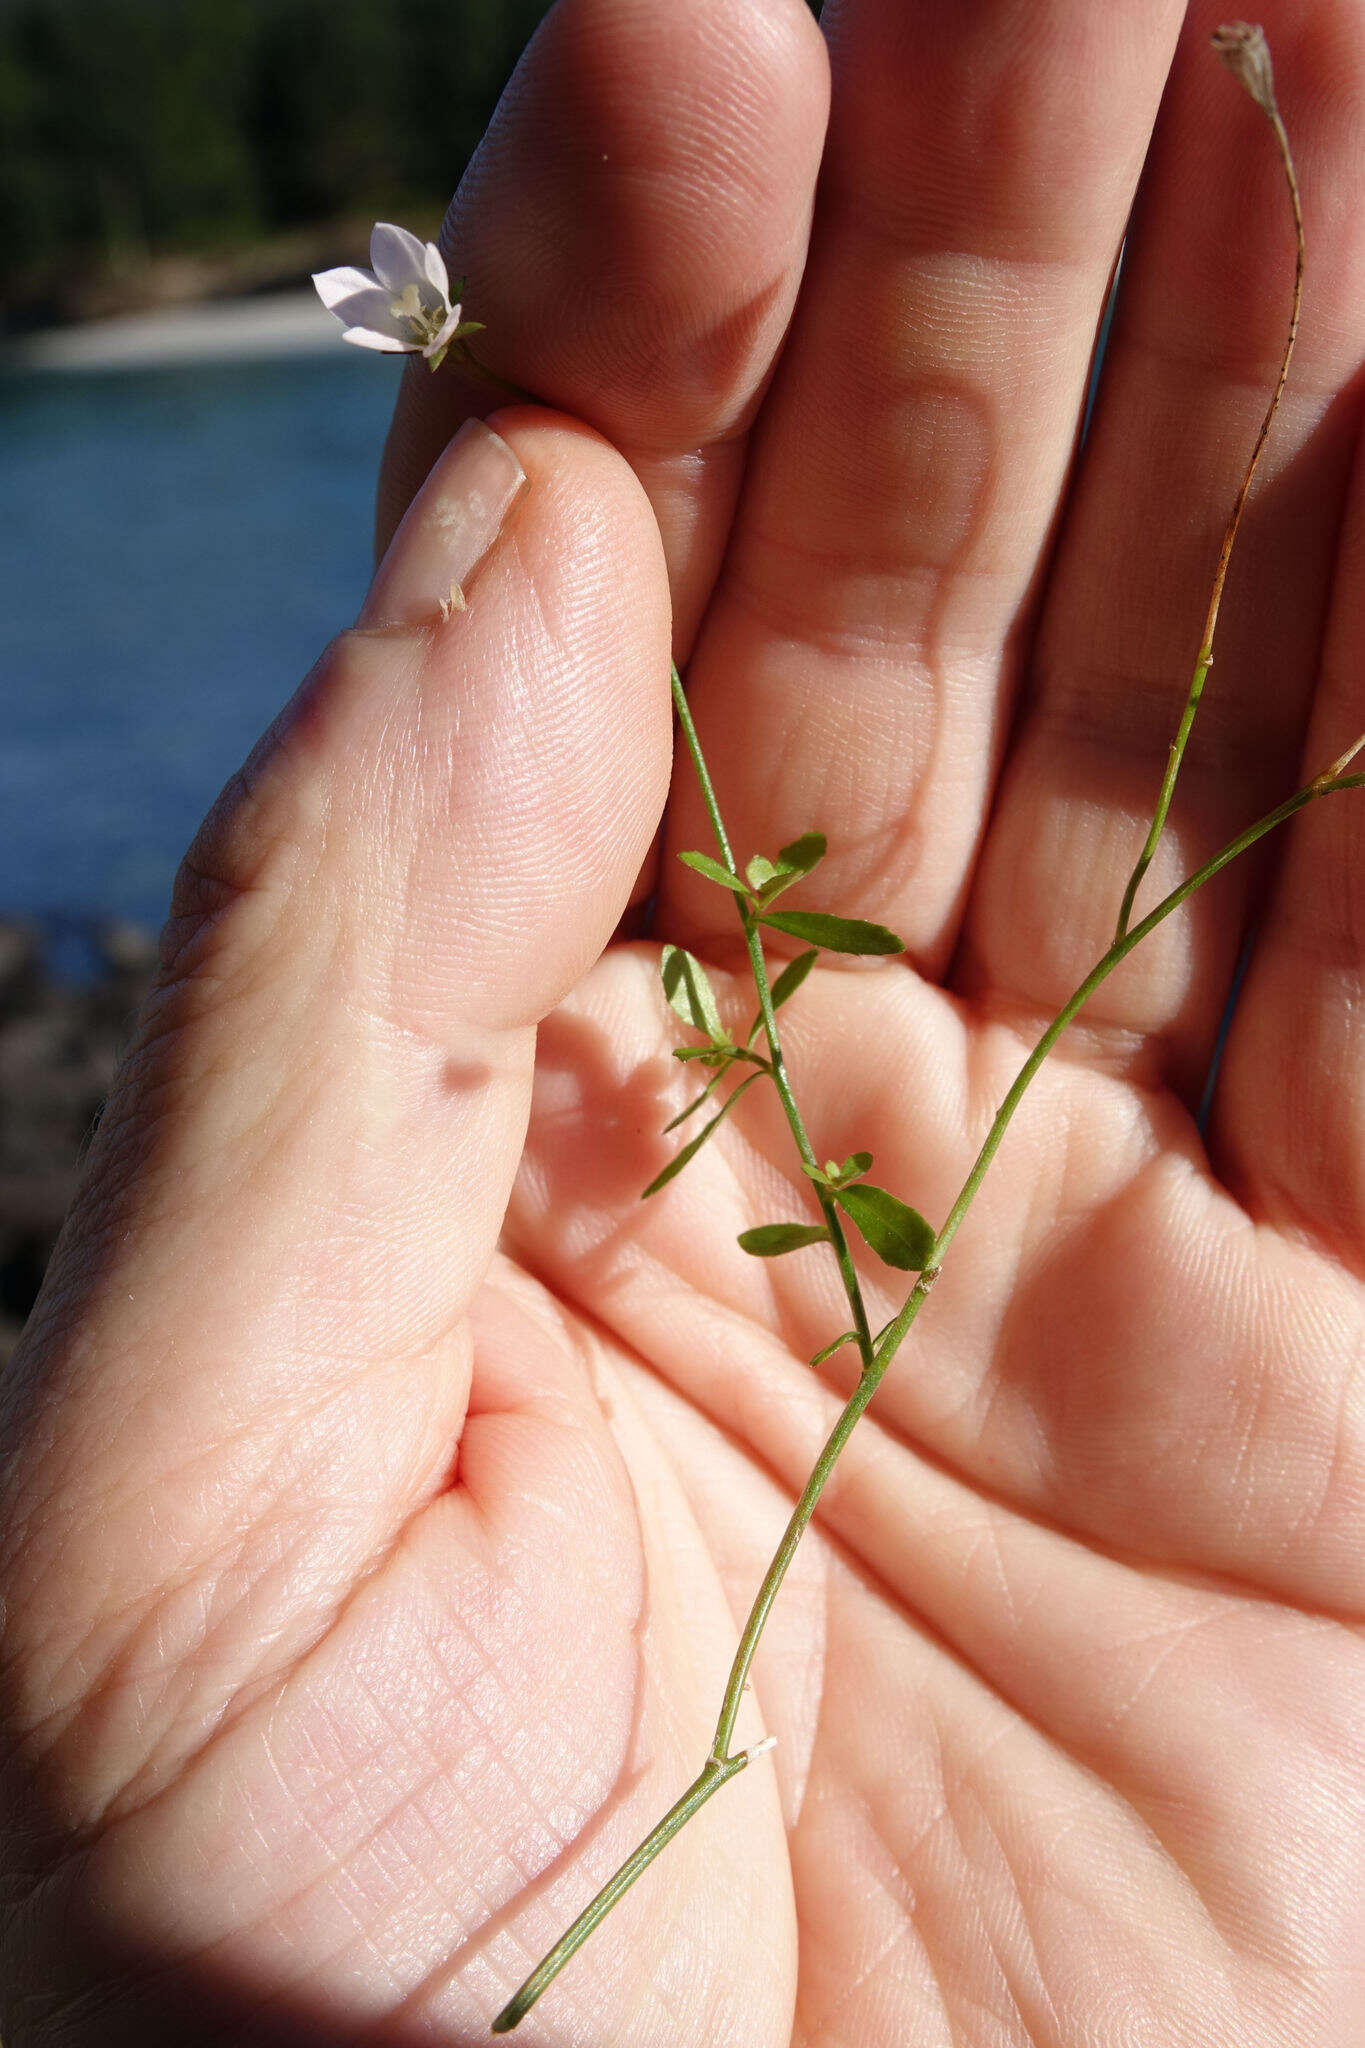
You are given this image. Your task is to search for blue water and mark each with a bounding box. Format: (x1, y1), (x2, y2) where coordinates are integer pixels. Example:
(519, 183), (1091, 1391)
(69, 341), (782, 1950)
(0, 353), (400, 942)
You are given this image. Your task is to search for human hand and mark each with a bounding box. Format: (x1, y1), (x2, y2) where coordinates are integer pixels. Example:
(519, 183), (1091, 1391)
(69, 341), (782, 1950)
(4, 1), (1365, 2041)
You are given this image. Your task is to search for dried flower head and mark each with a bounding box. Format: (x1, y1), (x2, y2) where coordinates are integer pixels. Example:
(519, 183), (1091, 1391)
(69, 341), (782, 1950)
(1211, 22), (1279, 117)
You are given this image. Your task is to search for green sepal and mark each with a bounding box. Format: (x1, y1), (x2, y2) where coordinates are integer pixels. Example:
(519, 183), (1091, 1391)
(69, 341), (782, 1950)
(661, 944), (727, 1044)
(678, 850), (749, 895)
(737, 1222), (831, 1258)
(672, 1045), (731, 1065)
(643, 1072), (762, 1199)
(758, 910), (904, 955)
(834, 1183), (935, 1270)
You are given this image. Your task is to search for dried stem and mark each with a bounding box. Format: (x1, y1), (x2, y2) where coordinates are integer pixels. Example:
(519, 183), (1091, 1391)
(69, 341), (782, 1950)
(1114, 26), (1304, 939)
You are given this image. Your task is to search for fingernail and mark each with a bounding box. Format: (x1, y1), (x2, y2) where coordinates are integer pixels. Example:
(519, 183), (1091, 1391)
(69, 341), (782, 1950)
(359, 418), (528, 627)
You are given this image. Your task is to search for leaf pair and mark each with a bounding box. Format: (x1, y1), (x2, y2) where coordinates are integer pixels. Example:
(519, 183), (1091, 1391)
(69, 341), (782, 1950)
(679, 830), (823, 909)
(643, 1071), (764, 1199)
(678, 836), (905, 958)
(740, 1175), (935, 1274)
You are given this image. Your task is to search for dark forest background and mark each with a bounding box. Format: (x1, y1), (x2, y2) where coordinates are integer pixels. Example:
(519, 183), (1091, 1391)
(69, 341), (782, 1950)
(0, 0), (556, 325)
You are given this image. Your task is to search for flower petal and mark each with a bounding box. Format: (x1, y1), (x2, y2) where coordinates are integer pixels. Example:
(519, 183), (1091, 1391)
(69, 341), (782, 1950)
(422, 303), (463, 358)
(341, 326), (413, 353)
(312, 264), (378, 312)
(369, 222), (429, 293)
(323, 284), (413, 339)
(423, 240), (450, 304)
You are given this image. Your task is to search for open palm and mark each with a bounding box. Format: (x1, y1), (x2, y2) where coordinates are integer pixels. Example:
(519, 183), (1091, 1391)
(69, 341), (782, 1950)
(4, 0), (1365, 2041)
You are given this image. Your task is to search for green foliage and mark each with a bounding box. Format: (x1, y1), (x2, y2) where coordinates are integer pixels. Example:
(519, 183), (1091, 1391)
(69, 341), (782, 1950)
(834, 1183), (935, 1271)
(0, 0), (556, 297)
(804, 1152), (873, 1190)
(765, 947), (819, 1012)
(808, 1330), (859, 1367)
(678, 850), (749, 894)
(661, 945), (728, 1046)
(758, 909), (905, 955)
(642, 1072), (761, 1199)
(737, 1222), (830, 1258)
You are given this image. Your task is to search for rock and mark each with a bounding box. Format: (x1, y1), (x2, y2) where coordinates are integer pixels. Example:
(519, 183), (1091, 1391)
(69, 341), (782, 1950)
(0, 921), (157, 1359)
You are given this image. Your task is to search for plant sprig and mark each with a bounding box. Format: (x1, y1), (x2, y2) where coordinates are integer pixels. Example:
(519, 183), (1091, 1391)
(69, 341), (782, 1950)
(491, 26), (1342, 2034)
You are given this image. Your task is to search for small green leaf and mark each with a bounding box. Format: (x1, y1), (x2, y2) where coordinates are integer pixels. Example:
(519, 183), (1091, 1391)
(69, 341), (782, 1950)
(746, 854), (780, 891)
(750, 832), (829, 906)
(664, 1066), (728, 1132)
(672, 1045), (731, 1065)
(746, 947), (819, 1048)
(661, 944), (727, 1043)
(759, 910), (905, 955)
(809, 1330), (860, 1368)
(801, 1162), (832, 1186)
(643, 1072), (761, 1198)
(835, 1183), (935, 1271)
(768, 948), (819, 1010)
(776, 831), (826, 876)
(737, 1222), (831, 1258)
(837, 1151), (873, 1184)
(678, 850), (749, 895)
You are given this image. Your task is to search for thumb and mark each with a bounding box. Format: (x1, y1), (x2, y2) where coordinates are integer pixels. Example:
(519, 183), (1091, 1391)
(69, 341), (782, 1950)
(1, 411), (671, 1814)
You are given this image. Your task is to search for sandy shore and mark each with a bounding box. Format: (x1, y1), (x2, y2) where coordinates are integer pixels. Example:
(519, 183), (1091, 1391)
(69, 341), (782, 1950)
(3, 288), (342, 373)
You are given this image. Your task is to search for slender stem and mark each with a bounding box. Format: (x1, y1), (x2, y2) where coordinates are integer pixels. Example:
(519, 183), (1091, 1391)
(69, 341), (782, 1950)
(455, 341), (539, 407)
(492, 664), (1364, 2029)
(1114, 94), (1304, 940)
(490, 1756), (746, 2033)
(880, 770), (1364, 1369)
(669, 667), (876, 1368)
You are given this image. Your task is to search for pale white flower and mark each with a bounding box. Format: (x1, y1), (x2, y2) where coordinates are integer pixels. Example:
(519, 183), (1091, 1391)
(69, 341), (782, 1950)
(313, 223), (467, 369)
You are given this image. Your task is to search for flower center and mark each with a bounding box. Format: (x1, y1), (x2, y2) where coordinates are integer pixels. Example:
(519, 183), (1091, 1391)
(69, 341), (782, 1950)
(389, 282), (442, 344)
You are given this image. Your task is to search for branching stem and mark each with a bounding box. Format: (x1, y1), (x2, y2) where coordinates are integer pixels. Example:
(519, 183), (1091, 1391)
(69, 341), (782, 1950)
(491, 43), (1331, 2035)
(491, 675), (1364, 2031)
(670, 668), (877, 1369)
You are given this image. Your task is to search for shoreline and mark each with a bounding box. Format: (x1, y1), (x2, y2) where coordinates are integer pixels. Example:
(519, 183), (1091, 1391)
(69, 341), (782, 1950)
(1, 288), (343, 374)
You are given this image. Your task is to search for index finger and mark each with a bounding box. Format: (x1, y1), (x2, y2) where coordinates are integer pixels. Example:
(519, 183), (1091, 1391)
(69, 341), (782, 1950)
(376, 0), (829, 654)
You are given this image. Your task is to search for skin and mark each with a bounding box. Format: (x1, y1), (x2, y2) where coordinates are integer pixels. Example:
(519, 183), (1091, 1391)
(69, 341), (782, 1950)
(2, 0), (1364, 2039)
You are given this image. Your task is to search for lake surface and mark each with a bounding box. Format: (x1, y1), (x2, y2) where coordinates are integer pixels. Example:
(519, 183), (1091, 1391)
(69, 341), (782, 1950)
(0, 352), (399, 948)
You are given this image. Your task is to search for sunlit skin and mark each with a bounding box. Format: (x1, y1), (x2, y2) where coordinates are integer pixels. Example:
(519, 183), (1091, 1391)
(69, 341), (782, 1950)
(4, 1), (1365, 2042)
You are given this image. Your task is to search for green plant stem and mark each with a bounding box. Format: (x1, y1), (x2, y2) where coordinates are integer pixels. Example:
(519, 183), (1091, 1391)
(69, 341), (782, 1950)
(454, 340), (539, 406)
(669, 666), (877, 1370)
(1114, 95), (1304, 941)
(491, 667), (1364, 2031)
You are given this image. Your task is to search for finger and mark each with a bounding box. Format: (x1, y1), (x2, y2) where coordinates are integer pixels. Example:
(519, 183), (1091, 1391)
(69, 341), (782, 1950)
(1211, 416), (1365, 1260)
(962, 0), (1365, 1095)
(377, 0), (829, 653)
(658, 0), (1184, 960)
(0, 414), (671, 1816)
